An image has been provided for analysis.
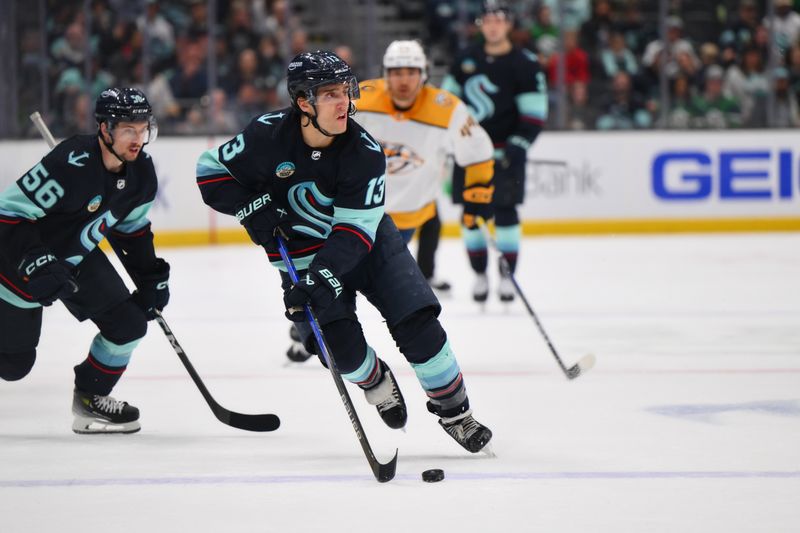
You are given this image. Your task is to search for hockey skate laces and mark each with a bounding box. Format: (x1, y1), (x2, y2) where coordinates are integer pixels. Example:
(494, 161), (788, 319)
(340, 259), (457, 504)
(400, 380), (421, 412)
(94, 395), (126, 414)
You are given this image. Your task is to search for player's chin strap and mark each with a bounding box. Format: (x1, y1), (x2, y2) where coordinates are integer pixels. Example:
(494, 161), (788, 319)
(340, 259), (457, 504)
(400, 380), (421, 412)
(300, 101), (356, 138)
(98, 125), (127, 165)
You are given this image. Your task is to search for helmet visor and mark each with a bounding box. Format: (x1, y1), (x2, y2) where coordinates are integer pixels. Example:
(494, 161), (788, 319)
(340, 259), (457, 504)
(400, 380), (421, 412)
(109, 116), (158, 144)
(304, 76), (360, 106)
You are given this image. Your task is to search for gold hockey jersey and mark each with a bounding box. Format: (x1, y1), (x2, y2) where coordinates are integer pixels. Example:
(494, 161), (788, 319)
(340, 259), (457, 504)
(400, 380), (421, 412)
(355, 79), (494, 229)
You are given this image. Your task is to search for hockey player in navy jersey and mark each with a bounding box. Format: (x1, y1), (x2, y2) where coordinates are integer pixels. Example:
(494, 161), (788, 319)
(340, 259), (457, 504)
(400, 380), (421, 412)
(0, 88), (170, 434)
(196, 51), (492, 453)
(442, 0), (549, 303)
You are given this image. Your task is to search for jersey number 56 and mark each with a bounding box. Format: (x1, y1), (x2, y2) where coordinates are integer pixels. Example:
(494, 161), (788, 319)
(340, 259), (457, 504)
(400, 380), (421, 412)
(21, 163), (64, 209)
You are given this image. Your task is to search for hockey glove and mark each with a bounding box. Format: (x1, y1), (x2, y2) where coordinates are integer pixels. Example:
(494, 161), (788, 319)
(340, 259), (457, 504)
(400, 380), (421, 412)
(17, 249), (79, 306)
(283, 266), (343, 322)
(462, 185), (494, 229)
(130, 258), (170, 320)
(236, 192), (291, 246)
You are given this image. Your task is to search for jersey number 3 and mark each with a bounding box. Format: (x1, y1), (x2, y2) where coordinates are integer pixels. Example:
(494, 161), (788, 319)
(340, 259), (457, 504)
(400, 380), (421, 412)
(221, 134), (245, 162)
(364, 175), (385, 206)
(22, 163), (64, 209)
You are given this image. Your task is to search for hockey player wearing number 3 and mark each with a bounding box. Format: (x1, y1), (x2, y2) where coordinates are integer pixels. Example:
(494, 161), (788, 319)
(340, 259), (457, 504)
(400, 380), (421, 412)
(196, 51), (492, 453)
(0, 88), (170, 434)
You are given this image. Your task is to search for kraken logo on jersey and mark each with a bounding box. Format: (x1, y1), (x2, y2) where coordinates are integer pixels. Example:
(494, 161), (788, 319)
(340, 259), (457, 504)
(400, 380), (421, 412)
(464, 74), (499, 123)
(286, 182), (334, 239)
(383, 141), (425, 175)
(79, 211), (119, 256)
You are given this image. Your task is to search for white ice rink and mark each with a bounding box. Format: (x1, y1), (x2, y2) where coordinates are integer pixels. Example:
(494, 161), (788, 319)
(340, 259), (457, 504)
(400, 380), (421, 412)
(1, 233), (799, 532)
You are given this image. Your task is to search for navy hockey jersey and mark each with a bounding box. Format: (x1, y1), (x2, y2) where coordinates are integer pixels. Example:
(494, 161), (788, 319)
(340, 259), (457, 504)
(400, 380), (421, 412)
(0, 135), (158, 308)
(196, 108), (387, 276)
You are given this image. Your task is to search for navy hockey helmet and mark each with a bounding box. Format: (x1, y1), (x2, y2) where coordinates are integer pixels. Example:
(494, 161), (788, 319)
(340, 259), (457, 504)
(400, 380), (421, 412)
(95, 87), (157, 145)
(480, 0), (512, 19)
(286, 50), (360, 110)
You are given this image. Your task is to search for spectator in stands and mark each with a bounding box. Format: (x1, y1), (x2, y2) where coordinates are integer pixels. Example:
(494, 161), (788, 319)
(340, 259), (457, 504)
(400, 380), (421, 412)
(565, 80), (594, 130)
(580, 0), (614, 50)
(616, 0), (649, 55)
(724, 45), (769, 126)
(787, 43), (800, 96)
(597, 30), (639, 81)
(259, 34), (286, 89)
(595, 71), (652, 129)
(642, 16), (700, 80)
(720, 0), (760, 53)
(169, 35), (208, 108)
(764, 0), (800, 53)
(226, 0), (259, 57)
(691, 65), (741, 129)
(664, 74), (693, 128)
(546, 30), (590, 89)
(51, 21), (90, 71)
(136, 0), (175, 72)
(530, 4), (559, 54)
(773, 67), (800, 127)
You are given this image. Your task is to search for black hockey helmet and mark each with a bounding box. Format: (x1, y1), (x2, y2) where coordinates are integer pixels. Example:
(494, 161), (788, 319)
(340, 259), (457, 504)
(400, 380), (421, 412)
(480, 0), (512, 19)
(286, 50), (360, 110)
(95, 87), (157, 146)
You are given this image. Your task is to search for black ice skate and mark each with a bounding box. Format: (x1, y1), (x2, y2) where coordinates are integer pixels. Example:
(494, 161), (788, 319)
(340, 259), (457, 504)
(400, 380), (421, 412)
(438, 409), (493, 453)
(72, 389), (141, 434)
(364, 362), (407, 429)
(286, 326), (313, 363)
(426, 277), (452, 294)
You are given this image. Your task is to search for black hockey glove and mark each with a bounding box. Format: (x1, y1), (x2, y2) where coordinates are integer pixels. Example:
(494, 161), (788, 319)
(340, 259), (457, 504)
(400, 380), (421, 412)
(235, 192), (291, 246)
(461, 184), (494, 229)
(129, 258), (170, 320)
(17, 249), (79, 306)
(283, 266), (343, 322)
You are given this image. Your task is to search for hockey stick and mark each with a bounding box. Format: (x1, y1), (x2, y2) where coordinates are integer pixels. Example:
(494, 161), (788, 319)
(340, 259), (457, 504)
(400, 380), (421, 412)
(277, 236), (398, 483)
(476, 218), (596, 380)
(29, 111), (280, 432)
(153, 311), (280, 431)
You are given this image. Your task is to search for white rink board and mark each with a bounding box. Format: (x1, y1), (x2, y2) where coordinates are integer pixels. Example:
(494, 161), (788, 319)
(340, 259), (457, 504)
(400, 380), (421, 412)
(1, 129), (798, 234)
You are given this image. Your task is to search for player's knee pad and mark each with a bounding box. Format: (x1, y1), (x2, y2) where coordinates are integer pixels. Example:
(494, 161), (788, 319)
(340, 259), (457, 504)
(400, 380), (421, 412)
(315, 319), (367, 373)
(94, 299), (148, 344)
(0, 350), (36, 381)
(494, 205), (519, 227)
(390, 307), (447, 365)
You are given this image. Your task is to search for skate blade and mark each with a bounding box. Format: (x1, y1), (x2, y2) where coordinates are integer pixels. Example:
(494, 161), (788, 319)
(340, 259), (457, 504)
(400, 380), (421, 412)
(480, 443), (497, 458)
(72, 417), (141, 434)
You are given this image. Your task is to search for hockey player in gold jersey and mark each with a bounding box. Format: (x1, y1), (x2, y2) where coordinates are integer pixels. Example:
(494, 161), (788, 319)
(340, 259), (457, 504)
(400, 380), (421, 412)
(355, 40), (495, 293)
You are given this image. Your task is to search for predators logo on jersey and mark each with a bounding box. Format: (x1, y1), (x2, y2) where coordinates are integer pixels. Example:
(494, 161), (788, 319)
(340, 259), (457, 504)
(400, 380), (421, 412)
(382, 142), (425, 175)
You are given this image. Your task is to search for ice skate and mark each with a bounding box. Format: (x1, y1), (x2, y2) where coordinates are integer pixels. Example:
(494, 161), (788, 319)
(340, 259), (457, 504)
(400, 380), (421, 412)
(472, 273), (489, 303)
(364, 361), (407, 429)
(438, 408), (492, 453)
(72, 389), (140, 434)
(498, 275), (515, 302)
(286, 326), (313, 363)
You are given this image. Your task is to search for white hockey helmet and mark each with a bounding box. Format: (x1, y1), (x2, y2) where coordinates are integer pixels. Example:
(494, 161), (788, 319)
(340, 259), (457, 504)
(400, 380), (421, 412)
(383, 40), (428, 81)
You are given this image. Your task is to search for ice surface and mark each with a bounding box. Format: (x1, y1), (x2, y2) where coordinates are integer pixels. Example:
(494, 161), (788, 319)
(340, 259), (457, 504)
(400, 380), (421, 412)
(1, 234), (799, 532)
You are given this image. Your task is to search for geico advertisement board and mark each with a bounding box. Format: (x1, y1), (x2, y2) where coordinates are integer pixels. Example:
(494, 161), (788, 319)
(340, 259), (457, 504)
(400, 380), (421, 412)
(1, 130), (797, 235)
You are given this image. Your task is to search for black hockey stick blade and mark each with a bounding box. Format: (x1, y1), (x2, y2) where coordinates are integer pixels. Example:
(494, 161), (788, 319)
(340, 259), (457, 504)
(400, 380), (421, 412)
(155, 312), (280, 432)
(374, 449), (399, 483)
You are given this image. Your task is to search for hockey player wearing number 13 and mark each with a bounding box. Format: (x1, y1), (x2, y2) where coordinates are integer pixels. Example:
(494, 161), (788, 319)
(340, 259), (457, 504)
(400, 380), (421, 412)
(0, 88), (170, 434)
(196, 51), (492, 453)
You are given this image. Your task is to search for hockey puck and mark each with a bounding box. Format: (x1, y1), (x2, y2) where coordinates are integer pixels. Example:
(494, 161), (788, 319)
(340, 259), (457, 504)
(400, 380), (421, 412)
(422, 469), (445, 483)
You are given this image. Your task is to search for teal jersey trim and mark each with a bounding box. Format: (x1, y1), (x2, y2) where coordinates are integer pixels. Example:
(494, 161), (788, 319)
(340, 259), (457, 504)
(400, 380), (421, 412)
(516, 92), (549, 122)
(115, 200), (153, 233)
(441, 75), (462, 98)
(333, 205), (383, 242)
(341, 345), (378, 385)
(0, 183), (45, 220)
(0, 284), (40, 309)
(196, 148), (231, 177)
(90, 333), (142, 367)
(411, 340), (461, 391)
(270, 254), (315, 272)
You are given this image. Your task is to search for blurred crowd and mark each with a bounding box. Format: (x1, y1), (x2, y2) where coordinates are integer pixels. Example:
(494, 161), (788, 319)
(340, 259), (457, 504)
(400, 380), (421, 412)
(430, 0), (800, 130)
(17, 0), (800, 137)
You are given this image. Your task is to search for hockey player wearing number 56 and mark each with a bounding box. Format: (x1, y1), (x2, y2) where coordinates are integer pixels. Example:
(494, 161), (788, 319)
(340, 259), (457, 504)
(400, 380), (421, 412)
(0, 88), (170, 434)
(355, 40), (495, 292)
(442, 0), (549, 303)
(196, 51), (492, 453)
